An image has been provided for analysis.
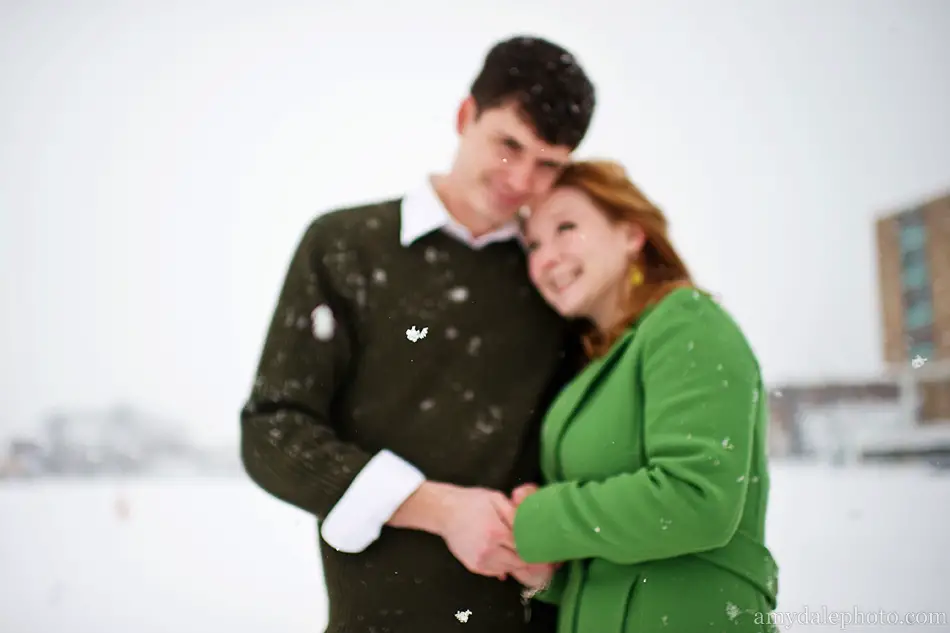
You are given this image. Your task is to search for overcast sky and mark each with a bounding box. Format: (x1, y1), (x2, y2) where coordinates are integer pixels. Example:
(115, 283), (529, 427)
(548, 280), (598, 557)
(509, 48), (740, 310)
(1, 0), (948, 444)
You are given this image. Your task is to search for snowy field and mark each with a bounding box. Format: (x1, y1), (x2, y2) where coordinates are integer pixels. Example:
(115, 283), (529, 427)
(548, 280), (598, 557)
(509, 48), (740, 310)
(1, 461), (948, 633)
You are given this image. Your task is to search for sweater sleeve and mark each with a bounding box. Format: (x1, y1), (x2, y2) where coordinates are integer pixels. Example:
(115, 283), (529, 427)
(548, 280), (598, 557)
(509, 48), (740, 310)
(513, 296), (760, 565)
(240, 219), (424, 543)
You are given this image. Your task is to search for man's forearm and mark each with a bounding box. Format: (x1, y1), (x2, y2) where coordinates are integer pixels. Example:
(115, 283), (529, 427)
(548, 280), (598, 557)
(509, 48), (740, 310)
(387, 480), (455, 536)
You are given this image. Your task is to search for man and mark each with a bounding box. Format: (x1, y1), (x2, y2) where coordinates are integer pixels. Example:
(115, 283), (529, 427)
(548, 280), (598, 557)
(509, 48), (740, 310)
(240, 35), (596, 632)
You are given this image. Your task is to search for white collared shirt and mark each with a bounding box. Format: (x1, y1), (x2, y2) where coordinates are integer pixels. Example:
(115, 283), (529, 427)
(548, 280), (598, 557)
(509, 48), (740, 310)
(320, 177), (522, 554)
(399, 176), (522, 249)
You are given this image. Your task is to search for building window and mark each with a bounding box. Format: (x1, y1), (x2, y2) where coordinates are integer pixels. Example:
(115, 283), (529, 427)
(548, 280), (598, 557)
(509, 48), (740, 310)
(898, 211), (930, 290)
(898, 222), (927, 252)
(904, 298), (934, 330)
(901, 260), (930, 289)
(900, 246), (927, 269)
(896, 207), (936, 361)
(902, 285), (931, 306)
(909, 340), (935, 361)
(906, 323), (935, 360)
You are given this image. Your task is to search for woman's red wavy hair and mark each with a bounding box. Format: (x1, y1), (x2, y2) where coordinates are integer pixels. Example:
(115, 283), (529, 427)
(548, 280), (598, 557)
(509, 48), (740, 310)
(552, 160), (700, 359)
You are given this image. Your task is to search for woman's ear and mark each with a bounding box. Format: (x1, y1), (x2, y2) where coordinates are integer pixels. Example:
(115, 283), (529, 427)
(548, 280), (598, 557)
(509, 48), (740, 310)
(623, 222), (647, 257)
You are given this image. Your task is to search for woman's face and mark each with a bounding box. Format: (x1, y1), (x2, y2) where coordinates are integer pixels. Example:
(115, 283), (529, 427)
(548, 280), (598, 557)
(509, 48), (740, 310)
(523, 186), (643, 327)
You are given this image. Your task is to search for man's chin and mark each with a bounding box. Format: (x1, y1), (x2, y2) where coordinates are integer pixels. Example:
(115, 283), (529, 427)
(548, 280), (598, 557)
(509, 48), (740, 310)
(481, 194), (523, 221)
(480, 205), (520, 226)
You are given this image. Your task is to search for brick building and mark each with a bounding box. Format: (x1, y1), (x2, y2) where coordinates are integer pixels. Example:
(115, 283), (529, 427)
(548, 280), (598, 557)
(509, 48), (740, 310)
(875, 190), (950, 423)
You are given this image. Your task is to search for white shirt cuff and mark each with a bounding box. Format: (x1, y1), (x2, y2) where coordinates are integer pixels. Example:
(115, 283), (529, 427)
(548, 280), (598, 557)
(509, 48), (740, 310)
(320, 449), (426, 553)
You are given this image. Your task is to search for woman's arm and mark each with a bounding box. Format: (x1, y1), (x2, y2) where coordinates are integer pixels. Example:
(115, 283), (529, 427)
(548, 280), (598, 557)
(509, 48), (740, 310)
(513, 297), (761, 565)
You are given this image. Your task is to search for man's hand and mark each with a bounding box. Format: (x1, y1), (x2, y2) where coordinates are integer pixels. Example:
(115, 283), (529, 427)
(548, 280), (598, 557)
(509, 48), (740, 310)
(388, 480), (556, 582)
(387, 481), (528, 580)
(437, 485), (526, 580)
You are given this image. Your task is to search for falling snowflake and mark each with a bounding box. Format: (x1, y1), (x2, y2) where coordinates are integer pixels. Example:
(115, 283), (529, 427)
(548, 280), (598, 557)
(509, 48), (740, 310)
(310, 305), (334, 341)
(455, 609), (472, 623)
(474, 420), (495, 435)
(911, 355), (928, 369)
(406, 326), (428, 342)
(467, 336), (482, 355)
(725, 602), (741, 621)
(447, 286), (470, 302)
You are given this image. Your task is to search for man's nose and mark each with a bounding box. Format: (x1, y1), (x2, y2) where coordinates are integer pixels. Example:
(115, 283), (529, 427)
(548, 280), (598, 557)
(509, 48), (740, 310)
(507, 162), (534, 193)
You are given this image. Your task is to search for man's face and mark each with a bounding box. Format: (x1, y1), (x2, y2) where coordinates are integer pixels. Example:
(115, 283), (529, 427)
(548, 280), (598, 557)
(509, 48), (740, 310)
(452, 98), (574, 229)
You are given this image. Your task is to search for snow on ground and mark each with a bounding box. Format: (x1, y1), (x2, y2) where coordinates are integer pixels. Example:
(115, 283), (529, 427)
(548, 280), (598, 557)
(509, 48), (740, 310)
(1, 462), (948, 633)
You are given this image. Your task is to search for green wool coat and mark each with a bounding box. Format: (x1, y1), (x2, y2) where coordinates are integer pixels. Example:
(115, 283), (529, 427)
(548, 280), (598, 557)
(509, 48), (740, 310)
(513, 287), (779, 633)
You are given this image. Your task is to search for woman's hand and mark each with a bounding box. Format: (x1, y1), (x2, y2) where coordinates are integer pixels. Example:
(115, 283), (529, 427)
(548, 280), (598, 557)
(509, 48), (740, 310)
(509, 483), (560, 590)
(511, 483), (539, 506)
(511, 561), (556, 590)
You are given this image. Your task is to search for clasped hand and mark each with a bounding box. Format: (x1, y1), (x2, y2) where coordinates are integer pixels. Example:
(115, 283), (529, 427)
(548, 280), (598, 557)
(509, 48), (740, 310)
(439, 482), (558, 589)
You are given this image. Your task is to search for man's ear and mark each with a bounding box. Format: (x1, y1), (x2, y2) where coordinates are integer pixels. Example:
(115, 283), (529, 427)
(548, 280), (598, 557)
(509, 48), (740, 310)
(456, 96), (477, 135)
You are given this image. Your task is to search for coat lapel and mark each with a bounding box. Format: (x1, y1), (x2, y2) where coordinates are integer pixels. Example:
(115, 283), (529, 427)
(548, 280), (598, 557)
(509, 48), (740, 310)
(543, 328), (638, 479)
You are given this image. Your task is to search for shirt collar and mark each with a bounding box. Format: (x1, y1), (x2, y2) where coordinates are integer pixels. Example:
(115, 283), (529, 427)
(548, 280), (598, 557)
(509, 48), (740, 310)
(399, 176), (522, 250)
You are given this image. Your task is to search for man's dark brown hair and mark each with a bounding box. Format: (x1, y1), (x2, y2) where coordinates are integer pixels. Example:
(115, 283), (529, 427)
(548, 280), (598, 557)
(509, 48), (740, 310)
(469, 35), (596, 150)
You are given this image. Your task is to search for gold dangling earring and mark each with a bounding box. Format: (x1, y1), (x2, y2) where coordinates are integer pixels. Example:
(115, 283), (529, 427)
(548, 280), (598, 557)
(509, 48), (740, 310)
(629, 265), (644, 287)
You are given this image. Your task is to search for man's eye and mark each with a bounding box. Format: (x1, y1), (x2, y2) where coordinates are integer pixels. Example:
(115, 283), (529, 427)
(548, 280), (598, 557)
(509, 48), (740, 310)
(556, 222), (576, 232)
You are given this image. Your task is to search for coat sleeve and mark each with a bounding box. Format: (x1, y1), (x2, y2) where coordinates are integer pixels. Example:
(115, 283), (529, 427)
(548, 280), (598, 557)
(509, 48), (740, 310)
(512, 296), (761, 565)
(239, 219), (424, 546)
(531, 564), (569, 605)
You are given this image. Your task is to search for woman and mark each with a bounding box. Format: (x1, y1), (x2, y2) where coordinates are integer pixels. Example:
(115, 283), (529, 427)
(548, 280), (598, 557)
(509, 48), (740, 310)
(509, 160), (779, 632)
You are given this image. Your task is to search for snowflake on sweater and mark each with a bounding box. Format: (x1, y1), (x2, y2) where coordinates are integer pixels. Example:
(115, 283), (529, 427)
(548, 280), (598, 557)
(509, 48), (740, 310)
(455, 609), (472, 623)
(406, 325), (428, 342)
(310, 305), (334, 341)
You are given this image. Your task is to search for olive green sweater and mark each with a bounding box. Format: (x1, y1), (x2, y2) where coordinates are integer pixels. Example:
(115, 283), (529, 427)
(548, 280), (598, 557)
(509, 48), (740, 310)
(241, 199), (580, 632)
